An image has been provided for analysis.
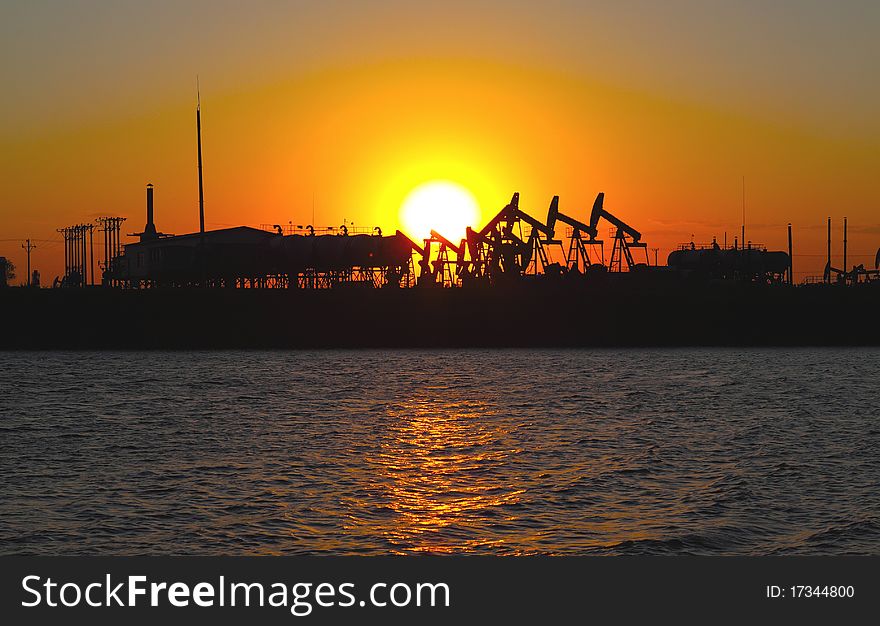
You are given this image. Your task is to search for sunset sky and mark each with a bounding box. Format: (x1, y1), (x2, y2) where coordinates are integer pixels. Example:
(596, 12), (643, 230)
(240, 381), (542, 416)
(1, 0), (878, 282)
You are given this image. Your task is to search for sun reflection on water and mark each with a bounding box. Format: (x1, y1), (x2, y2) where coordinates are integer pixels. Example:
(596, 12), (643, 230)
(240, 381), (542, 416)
(344, 396), (525, 554)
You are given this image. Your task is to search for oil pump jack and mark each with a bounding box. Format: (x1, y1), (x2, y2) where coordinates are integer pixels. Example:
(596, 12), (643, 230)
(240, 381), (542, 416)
(427, 229), (467, 286)
(390, 229), (428, 287)
(820, 219), (880, 286)
(544, 195), (604, 272)
(465, 193), (555, 282)
(823, 261), (845, 285)
(587, 193), (650, 272)
(825, 247), (880, 285)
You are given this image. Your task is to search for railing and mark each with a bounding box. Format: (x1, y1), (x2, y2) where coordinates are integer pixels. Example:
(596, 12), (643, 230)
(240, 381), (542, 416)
(260, 224), (378, 235)
(676, 242), (767, 251)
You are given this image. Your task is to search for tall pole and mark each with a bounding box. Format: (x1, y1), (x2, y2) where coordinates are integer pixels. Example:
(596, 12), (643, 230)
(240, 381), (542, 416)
(89, 225), (94, 286)
(68, 228), (73, 281)
(197, 91), (205, 236)
(196, 84), (207, 287)
(827, 217), (831, 284)
(21, 239), (36, 287)
(843, 216), (848, 281)
(59, 229), (67, 278)
(82, 225), (87, 286)
(102, 219), (107, 283)
(787, 223), (793, 285)
(73, 227), (79, 284)
(741, 176), (745, 251)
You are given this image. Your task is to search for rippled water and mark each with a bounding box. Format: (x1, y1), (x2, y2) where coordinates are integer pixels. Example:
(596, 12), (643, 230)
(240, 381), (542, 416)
(1, 349), (878, 555)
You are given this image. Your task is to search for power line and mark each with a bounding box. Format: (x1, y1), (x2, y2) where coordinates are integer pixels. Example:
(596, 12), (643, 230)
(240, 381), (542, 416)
(1, 238), (58, 243)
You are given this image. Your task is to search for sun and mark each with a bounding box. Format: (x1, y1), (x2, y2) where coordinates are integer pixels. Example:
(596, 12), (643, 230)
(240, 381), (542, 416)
(399, 181), (480, 242)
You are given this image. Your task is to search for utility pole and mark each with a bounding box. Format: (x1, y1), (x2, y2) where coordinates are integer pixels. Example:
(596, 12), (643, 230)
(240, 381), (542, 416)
(827, 217), (832, 284)
(21, 239), (36, 287)
(741, 176), (746, 252)
(196, 82), (207, 287)
(89, 224), (94, 286)
(197, 85), (205, 237)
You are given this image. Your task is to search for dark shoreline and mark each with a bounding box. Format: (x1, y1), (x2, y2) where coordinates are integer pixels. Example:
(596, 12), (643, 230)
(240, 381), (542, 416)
(2, 280), (878, 349)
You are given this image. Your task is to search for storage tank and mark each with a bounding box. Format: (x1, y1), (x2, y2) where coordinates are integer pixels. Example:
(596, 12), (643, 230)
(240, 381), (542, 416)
(667, 248), (721, 271)
(312, 235), (348, 270)
(346, 234), (380, 267)
(375, 233), (414, 267)
(762, 251), (790, 274)
(278, 234), (315, 270)
(275, 232), (413, 272)
(669, 247), (789, 279)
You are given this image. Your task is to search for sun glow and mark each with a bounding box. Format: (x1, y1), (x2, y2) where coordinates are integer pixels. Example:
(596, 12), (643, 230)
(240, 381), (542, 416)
(399, 181), (480, 242)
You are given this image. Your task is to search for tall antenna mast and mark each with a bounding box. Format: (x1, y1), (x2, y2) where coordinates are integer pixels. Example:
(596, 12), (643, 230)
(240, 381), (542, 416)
(741, 175), (745, 249)
(197, 77), (205, 236)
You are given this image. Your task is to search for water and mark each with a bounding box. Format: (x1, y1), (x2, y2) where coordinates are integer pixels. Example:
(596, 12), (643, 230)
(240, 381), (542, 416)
(1, 349), (878, 556)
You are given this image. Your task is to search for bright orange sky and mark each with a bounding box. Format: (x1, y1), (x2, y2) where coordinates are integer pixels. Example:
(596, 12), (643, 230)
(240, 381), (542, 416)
(1, 1), (878, 282)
